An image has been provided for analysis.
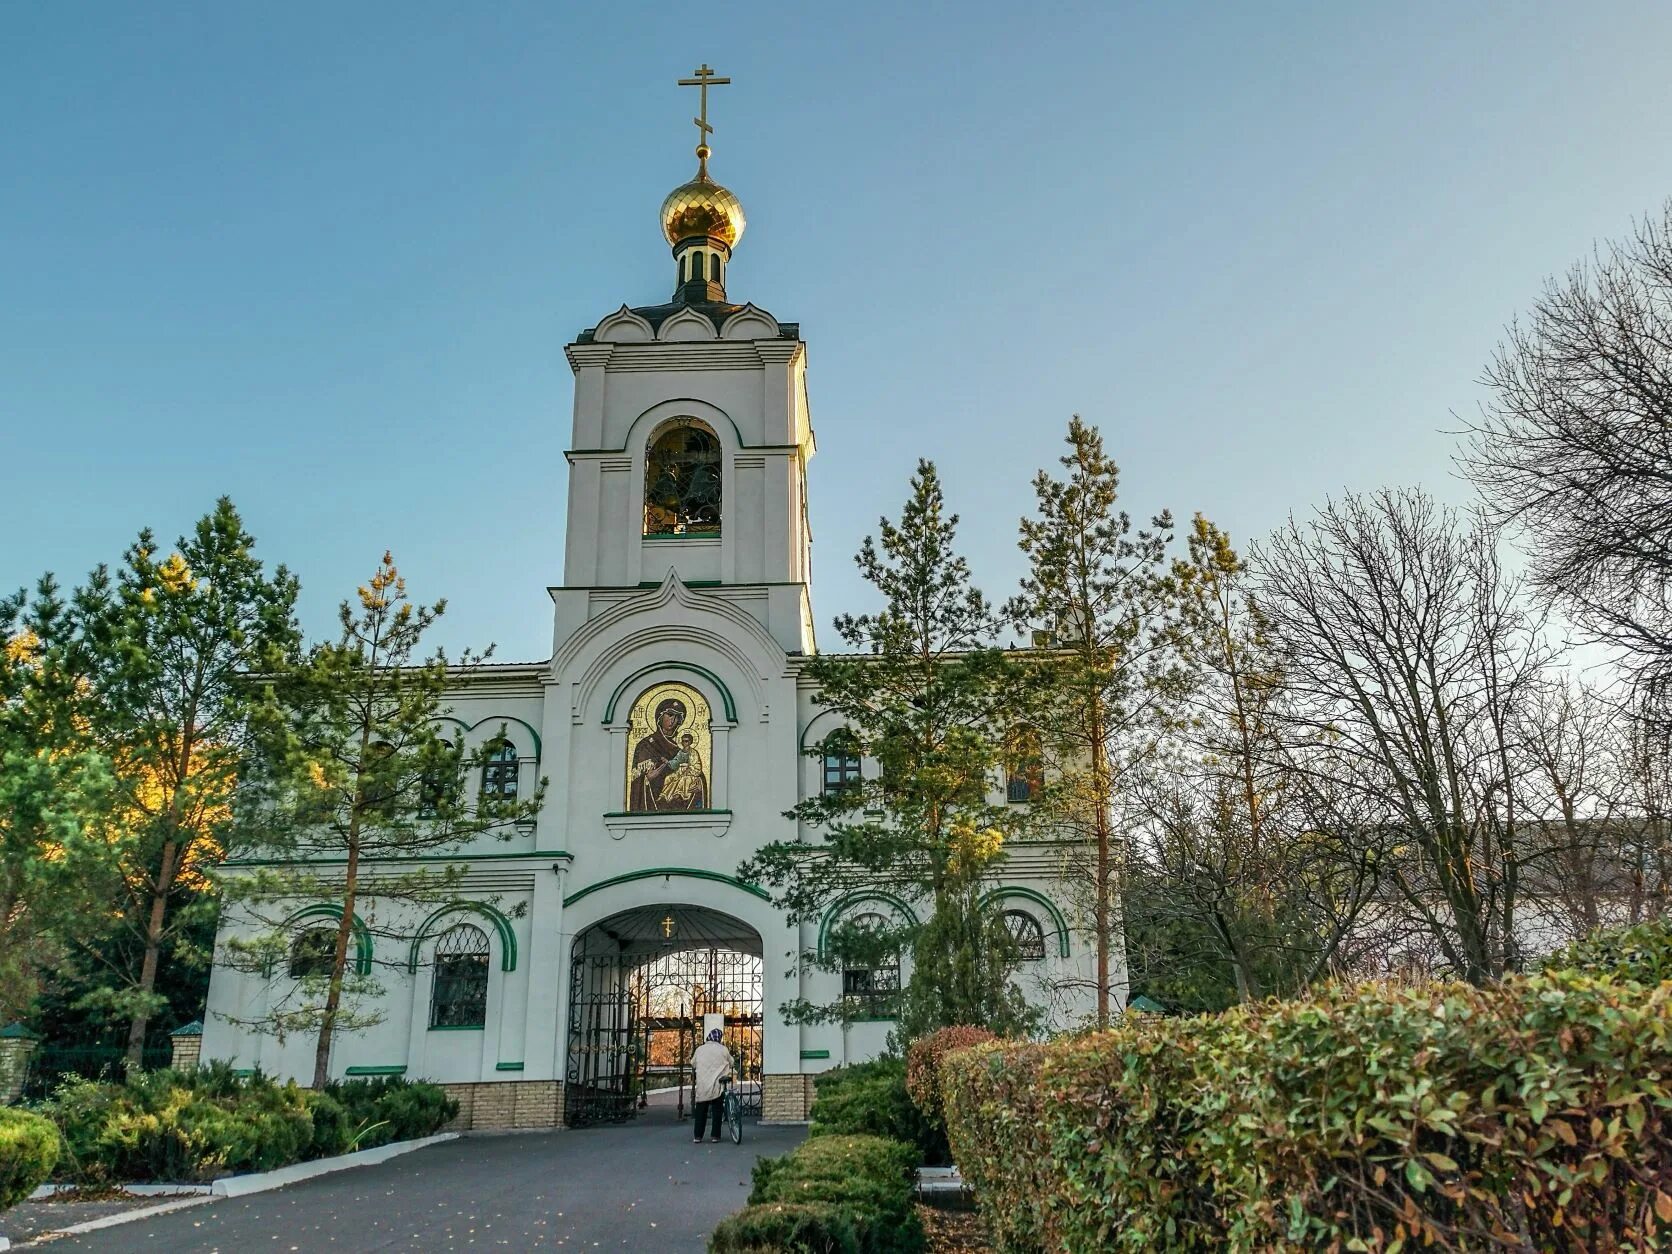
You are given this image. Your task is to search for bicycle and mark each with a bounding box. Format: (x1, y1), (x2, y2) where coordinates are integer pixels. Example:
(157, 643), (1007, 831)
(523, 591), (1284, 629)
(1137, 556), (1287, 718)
(719, 1074), (743, 1144)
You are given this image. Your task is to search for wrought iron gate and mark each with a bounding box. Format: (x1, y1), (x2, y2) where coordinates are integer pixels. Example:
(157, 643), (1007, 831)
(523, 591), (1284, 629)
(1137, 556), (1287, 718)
(566, 936), (763, 1127)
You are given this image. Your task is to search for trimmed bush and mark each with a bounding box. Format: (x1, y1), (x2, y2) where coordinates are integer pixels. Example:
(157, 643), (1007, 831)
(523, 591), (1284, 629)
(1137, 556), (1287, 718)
(942, 970), (1672, 1251)
(1544, 915), (1672, 985)
(903, 1026), (995, 1133)
(0, 1108), (60, 1211)
(808, 1059), (944, 1164)
(321, 1075), (458, 1149)
(712, 1133), (924, 1254)
(709, 1201), (861, 1253)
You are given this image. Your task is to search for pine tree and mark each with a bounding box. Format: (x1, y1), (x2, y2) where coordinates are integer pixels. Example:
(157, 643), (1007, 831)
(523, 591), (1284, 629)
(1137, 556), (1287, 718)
(73, 499), (301, 1062)
(1009, 418), (1175, 1027)
(223, 553), (542, 1088)
(741, 461), (1033, 1038)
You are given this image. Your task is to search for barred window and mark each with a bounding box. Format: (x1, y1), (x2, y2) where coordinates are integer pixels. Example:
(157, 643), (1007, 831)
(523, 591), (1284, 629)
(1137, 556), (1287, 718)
(1002, 910), (1047, 962)
(289, 928), (336, 979)
(839, 913), (900, 1018)
(481, 740), (518, 802)
(644, 422), (722, 536)
(429, 924), (490, 1029)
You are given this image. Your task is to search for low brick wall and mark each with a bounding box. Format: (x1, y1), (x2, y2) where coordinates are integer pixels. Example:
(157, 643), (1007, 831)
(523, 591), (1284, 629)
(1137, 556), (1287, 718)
(761, 1072), (811, 1122)
(441, 1080), (564, 1130)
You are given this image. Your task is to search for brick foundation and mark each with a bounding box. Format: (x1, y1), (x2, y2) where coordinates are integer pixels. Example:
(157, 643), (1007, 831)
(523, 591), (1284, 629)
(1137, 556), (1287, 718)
(441, 1080), (564, 1130)
(761, 1072), (812, 1122)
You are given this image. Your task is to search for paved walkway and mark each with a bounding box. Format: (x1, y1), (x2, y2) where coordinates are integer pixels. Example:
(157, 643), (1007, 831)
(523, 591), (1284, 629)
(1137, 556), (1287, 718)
(40, 1116), (805, 1252)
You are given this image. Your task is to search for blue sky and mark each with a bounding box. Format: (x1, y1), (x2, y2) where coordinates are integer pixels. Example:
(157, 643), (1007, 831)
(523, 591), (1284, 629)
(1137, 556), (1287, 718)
(3, 3), (1670, 660)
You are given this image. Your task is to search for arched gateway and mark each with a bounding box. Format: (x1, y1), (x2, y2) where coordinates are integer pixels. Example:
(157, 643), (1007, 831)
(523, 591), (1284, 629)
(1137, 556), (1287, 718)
(565, 905), (763, 1127)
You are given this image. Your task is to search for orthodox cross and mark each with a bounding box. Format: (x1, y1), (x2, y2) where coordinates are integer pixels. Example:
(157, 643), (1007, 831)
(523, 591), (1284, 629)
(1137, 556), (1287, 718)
(660, 913), (677, 939)
(677, 63), (730, 169)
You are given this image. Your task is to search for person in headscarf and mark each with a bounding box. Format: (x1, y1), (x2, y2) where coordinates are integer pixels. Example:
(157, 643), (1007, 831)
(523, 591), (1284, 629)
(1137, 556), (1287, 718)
(690, 1027), (734, 1143)
(629, 697), (707, 811)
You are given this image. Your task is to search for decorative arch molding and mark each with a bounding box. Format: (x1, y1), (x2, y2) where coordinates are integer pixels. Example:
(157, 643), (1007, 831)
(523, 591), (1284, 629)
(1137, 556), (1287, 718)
(601, 661), (738, 724)
(816, 890), (922, 960)
(556, 571), (783, 723)
(657, 306), (720, 342)
(980, 886), (1072, 958)
(432, 714), (543, 761)
(282, 904), (373, 975)
(799, 708), (851, 753)
(719, 304), (780, 341)
(630, 399), (745, 454)
(406, 902), (518, 973)
(592, 305), (655, 344)
(562, 866), (771, 910)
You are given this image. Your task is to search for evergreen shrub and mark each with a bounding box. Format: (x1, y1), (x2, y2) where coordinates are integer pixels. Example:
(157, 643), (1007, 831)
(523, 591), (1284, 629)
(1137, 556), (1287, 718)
(0, 1108), (60, 1211)
(40, 1066), (456, 1184)
(941, 970), (1672, 1251)
(808, 1059), (944, 1164)
(710, 1133), (924, 1254)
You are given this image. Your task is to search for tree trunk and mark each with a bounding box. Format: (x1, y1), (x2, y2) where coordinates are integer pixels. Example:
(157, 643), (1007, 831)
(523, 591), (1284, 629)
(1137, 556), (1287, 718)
(125, 839), (178, 1065)
(313, 842), (360, 1090)
(1089, 715), (1112, 1029)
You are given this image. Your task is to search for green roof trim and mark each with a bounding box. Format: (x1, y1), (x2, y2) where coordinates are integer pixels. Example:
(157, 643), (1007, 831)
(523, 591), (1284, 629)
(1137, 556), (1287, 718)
(344, 1065), (408, 1077)
(979, 886), (1072, 958)
(408, 901), (518, 974)
(1127, 995), (1167, 1014)
(170, 1020), (204, 1037)
(224, 849), (569, 869)
(564, 866), (770, 909)
(601, 661), (739, 723)
(282, 903), (374, 975)
(816, 890), (922, 960)
(0, 1022), (40, 1040)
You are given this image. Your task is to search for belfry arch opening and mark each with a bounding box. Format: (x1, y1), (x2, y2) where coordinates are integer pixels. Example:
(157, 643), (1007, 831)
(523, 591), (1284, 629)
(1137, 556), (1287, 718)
(565, 904), (763, 1128)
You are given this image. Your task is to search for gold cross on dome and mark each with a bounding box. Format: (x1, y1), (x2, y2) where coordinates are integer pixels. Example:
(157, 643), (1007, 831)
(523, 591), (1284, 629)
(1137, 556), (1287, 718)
(677, 63), (730, 166)
(660, 913), (676, 939)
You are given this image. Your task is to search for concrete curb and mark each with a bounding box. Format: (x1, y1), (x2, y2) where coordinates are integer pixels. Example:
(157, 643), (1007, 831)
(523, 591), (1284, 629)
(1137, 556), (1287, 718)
(210, 1132), (458, 1198)
(6, 1134), (457, 1246)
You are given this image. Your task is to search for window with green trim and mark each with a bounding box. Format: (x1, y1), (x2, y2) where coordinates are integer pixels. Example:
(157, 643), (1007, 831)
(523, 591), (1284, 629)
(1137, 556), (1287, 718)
(821, 731), (862, 796)
(1001, 909), (1046, 962)
(480, 740), (519, 802)
(429, 924), (490, 1028)
(839, 912), (900, 1017)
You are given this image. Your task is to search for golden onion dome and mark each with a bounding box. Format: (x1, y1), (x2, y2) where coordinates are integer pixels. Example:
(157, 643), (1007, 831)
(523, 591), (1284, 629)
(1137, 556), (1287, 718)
(661, 169), (746, 248)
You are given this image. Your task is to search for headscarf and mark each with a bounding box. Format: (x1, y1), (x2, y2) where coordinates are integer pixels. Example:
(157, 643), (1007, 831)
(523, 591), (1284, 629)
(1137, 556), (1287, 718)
(707, 1028), (724, 1043)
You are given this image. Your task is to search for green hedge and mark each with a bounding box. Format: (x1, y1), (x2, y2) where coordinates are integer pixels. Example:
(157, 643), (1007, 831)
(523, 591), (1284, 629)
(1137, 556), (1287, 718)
(0, 1108), (60, 1212)
(807, 1059), (945, 1165)
(903, 1026), (995, 1153)
(710, 1134), (924, 1254)
(40, 1064), (457, 1185)
(942, 969), (1672, 1251)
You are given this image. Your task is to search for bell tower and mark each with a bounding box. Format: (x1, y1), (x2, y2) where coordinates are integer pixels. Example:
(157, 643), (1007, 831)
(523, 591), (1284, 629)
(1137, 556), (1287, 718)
(555, 67), (817, 657)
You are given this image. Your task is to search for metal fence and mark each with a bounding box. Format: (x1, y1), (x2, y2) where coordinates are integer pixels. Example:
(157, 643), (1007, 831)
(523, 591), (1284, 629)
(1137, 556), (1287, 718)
(21, 1043), (173, 1102)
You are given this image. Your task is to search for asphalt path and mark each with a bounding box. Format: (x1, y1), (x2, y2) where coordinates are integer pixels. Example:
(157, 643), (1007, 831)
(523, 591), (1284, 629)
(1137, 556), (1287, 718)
(41, 1117), (806, 1253)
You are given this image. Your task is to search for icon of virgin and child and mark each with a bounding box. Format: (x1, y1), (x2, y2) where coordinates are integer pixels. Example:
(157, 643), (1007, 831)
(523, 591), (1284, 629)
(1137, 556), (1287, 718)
(627, 694), (709, 811)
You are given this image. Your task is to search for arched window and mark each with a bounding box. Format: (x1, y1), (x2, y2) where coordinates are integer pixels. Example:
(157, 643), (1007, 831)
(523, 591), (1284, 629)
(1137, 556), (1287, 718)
(1002, 910), (1046, 963)
(481, 740), (518, 802)
(289, 928), (336, 979)
(821, 731), (862, 796)
(644, 422), (722, 536)
(429, 924), (491, 1028)
(839, 912), (900, 1017)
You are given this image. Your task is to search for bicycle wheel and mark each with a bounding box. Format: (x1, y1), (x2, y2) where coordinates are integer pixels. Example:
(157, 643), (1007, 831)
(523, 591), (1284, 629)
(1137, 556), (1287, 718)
(728, 1091), (743, 1144)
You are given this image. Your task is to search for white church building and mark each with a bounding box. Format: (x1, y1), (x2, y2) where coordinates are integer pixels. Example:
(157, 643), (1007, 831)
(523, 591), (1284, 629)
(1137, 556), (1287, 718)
(201, 76), (1103, 1128)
